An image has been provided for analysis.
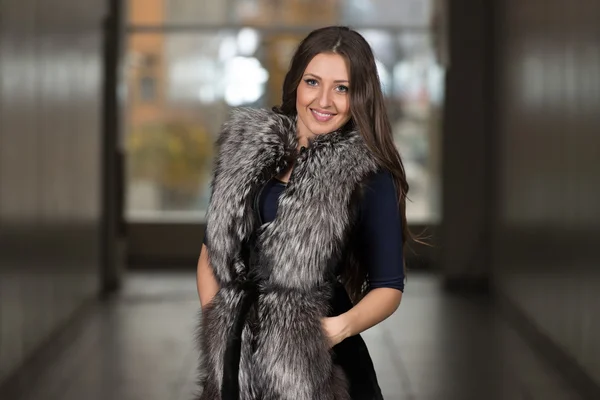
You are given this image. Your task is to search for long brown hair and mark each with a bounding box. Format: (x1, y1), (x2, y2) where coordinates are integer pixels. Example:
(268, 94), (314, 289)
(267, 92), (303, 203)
(274, 26), (413, 302)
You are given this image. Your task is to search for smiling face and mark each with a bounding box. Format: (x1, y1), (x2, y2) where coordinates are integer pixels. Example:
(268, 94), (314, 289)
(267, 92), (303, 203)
(295, 52), (352, 139)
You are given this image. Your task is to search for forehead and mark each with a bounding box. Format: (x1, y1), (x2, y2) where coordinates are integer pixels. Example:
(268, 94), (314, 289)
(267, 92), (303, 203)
(304, 53), (349, 79)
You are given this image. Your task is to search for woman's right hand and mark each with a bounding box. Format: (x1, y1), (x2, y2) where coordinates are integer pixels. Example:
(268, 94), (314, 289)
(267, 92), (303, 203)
(197, 244), (220, 308)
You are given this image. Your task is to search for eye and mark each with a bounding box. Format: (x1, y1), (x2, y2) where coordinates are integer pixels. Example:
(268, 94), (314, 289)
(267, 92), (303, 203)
(304, 78), (318, 86)
(336, 85), (349, 93)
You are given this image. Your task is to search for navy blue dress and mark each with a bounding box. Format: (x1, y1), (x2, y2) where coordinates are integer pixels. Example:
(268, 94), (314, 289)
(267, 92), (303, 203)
(204, 170), (405, 399)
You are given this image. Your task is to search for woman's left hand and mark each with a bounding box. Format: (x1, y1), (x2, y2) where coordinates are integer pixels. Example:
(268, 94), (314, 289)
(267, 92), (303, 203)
(321, 315), (351, 348)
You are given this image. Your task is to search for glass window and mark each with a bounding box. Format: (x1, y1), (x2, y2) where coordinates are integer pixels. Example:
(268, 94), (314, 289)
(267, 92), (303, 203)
(130, 0), (433, 27)
(139, 76), (157, 101)
(342, 0), (433, 27)
(353, 30), (443, 223)
(125, 0), (443, 224)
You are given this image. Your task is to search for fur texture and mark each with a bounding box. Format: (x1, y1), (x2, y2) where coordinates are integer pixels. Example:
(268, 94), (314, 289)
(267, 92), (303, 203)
(198, 108), (379, 400)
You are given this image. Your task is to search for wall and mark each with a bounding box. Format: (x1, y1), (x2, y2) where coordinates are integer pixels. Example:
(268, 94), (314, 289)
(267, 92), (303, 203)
(441, 0), (599, 390)
(0, 0), (106, 384)
(492, 0), (600, 388)
(440, 0), (494, 287)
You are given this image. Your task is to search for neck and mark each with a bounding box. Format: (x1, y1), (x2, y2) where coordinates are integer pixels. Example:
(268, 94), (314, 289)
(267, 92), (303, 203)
(297, 135), (311, 148)
(296, 125), (313, 149)
(294, 117), (348, 150)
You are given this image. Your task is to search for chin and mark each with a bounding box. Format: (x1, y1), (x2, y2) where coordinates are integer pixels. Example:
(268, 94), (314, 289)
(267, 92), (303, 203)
(297, 110), (349, 137)
(310, 126), (335, 135)
(308, 121), (344, 135)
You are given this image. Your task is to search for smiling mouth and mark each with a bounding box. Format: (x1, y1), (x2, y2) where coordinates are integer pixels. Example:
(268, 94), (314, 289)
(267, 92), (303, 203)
(310, 108), (336, 122)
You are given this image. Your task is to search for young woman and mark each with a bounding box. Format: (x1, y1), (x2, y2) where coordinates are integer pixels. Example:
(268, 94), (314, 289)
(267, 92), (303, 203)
(196, 26), (409, 400)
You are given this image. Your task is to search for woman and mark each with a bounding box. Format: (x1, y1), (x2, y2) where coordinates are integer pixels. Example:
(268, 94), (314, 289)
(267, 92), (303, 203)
(196, 26), (409, 400)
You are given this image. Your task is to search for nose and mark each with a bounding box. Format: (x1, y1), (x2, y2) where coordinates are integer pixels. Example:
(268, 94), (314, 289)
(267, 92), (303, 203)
(318, 88), (332, 108)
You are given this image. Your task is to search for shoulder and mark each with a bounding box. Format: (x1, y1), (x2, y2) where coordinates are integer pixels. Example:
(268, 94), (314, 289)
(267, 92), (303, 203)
(218, 107), (294, 146)
(213, 108), (295, 168)
(221, 107), (275, 131)
(358, 169), (399, 218)
(362, 169), (396, 197)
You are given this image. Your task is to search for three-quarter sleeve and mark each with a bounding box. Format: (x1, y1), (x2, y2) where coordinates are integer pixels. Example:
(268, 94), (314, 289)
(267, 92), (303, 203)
(358, 170), (405, 292)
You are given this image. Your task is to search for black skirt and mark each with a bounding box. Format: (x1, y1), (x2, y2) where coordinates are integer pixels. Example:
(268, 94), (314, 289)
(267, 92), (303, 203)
(329, 283), (385, 400)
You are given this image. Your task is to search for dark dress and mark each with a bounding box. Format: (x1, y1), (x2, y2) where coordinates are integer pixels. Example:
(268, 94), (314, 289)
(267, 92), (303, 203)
(204, 170), (405, 399)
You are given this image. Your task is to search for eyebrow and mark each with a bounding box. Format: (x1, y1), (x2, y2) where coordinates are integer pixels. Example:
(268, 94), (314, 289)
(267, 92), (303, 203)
(303, 73), (349, 84)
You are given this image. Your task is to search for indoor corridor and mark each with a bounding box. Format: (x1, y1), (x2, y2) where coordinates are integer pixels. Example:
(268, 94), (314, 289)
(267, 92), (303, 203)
(2, 0), (599, 399)
(1, 272), (581, 400)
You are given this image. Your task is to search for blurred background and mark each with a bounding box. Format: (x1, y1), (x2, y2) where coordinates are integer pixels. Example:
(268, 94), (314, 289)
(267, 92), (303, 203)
(123, 0), (443, 266)
(124, 0), (442, 226)
(1, 0), (599, 399)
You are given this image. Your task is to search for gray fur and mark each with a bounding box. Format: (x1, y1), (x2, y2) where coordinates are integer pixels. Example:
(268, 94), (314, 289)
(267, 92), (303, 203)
(198, 108), (379, 400)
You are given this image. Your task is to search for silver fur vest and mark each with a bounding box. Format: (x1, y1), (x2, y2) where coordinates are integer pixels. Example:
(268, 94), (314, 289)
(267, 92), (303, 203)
(198, 108), (379, 400)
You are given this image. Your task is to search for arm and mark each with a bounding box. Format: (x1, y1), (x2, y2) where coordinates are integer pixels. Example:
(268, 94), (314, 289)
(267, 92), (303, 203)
(197, 243), (220, 308)
(322, 170), (405, 346)
(323, 288), (402, 345)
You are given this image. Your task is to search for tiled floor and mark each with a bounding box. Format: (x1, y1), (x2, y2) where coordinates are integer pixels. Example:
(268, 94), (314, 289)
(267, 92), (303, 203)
(3, 271), (582, 400)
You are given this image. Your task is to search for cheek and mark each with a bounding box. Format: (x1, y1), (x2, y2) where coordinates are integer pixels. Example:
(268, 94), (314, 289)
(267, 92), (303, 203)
(338, 97), (351, 120)
(296, 86), (310, 108)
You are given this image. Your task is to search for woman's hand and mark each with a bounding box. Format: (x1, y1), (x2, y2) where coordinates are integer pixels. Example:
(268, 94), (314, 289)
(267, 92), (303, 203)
(321, 288), (403, 348)
(321, 315), (351, 347)
(197, 244), (219, 308)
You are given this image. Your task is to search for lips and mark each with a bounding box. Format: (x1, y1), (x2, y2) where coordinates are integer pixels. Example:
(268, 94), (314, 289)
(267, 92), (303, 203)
(310, 108), (336, 122)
